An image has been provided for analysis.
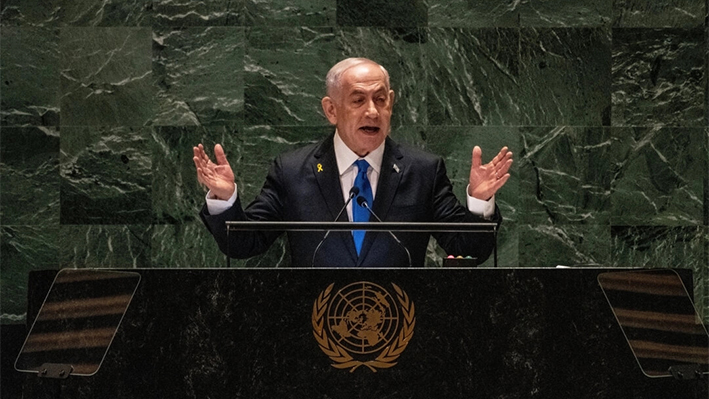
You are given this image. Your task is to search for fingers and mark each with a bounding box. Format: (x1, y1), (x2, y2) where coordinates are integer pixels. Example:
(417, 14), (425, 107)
(477, 146), (512, 169)
(193, 143), (218, 188)
(497, 158), (513, 177)
(492, 173), (511, 192)
(193, 144), (210, 168)
(193, 143), (231, 167)
(472, 146), (482, 168)
(193, 145), (206, 184)
(214, 144), (230, 166)
(490, 146), (509, 165)
(491, 147), (513, 177)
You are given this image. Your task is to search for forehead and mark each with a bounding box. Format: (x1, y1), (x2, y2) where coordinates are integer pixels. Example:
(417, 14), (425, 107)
(340, 63), (388, 93)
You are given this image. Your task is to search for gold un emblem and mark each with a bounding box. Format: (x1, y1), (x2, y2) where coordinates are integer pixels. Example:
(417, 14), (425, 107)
(312, 281), (415, 372)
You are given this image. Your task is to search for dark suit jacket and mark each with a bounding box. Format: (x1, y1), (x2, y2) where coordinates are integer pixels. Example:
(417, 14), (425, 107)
(200, 134), (501, 267)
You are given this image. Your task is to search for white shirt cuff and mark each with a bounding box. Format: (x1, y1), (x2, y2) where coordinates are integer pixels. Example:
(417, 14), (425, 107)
(466, 185), (495, 219)
(205, 184), (238, 215)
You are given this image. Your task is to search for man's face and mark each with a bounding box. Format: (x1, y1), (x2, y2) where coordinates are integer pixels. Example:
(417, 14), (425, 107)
(321, 63), (395, 157)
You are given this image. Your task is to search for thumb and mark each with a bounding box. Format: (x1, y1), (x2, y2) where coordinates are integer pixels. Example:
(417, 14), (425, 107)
(214, 144), (230, 166)
(472, 146), (482, 168)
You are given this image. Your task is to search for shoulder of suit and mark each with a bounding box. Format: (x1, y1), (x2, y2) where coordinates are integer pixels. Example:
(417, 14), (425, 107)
(273, 136), (330, 164)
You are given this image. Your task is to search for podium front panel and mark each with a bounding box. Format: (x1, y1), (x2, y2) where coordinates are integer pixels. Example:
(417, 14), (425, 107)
(21, 268), (708, 399)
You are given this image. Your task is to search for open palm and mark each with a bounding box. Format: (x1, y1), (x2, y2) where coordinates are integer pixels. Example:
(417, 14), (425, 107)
(468, 146), (513, 200)
(193, 143), (236, 200)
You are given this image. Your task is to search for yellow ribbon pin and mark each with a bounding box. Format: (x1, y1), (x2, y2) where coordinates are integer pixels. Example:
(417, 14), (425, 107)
(317, 163), (323, 172)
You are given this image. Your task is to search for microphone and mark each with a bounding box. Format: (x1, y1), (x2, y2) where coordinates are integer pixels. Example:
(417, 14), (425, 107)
(355, 196), (412, 267)
(311, 186), (360, 266)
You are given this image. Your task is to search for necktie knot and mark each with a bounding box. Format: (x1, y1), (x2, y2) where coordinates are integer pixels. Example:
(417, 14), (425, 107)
(354, 159), (369, 178)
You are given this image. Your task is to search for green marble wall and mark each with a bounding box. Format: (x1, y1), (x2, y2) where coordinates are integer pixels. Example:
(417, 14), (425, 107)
(1, 1), (707, 324)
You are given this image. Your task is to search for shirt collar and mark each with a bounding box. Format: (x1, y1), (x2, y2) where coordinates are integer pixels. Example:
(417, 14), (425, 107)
(333, 130), (384, 176)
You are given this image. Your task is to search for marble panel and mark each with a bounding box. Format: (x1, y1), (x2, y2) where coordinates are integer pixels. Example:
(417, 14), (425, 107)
(245, 0), (336, 26)
(153, 27), (244, 126)
(0, 127), (60, 225)
(519, 27), (612, 126)
(151, 125), (242, 224)
(59, 27), (154, 126)
(57, 225), (152, 268)
(428, 0), (520, 28)
(336, 28), (427, 128)
(244, 27), (338, 126)
(705, 127), (709, 225)
(519, 224), (611, 267)
(336, 0), (427, 27)
(153, 0), (245, 27)
(0, 0), (151, 27)
(519, 0), (612, 27)
(424, 126), (520, 220)
(428, 0), (611, 28)
(704, 226), (709, 323)
(520, 126), (612, 225)
(0, 27), (59, 126)
(0, 226), (59, 323)
(613, 0), (705, 27)
(610, 127), (704, 225)
(151, 223), (231, 268)
(426, 28), (521, 126)
(389, 125), (428, 149)
(611, 28), (704, 127)
(60, 126), (152, 224)
(611, 225), (707, 321)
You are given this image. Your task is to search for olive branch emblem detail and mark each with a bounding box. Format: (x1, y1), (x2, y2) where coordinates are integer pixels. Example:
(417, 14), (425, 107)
(312, 282), (416, 372)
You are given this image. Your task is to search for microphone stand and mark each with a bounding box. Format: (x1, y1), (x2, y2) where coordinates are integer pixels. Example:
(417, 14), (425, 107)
(310, 187), (359, 267)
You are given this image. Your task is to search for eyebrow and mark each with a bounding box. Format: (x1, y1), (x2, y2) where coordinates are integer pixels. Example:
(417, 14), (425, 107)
(349, 87), (387, 97)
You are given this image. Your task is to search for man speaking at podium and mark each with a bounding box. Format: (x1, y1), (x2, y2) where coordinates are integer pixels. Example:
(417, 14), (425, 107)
(193, 58), (512, 267)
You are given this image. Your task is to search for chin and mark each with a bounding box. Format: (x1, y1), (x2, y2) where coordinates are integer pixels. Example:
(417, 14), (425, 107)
(360, 136), (386, 152)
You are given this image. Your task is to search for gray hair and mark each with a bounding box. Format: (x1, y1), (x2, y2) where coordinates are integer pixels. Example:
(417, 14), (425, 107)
(325, 58), (390, 98)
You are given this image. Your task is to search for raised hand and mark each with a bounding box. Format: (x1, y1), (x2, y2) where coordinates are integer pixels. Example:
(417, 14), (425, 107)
(193, 143), (236, 200)
(468, 146), (513, 201)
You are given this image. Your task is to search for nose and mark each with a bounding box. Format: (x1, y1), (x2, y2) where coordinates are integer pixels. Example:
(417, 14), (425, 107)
(365, 99), (379, 119)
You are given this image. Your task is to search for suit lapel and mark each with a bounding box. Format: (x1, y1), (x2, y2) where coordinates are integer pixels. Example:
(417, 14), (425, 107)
(357, 138), (406, 265)
(313, 137), (344, 220)
(372, 138), (405, 221)
(313, 135), (358, 263)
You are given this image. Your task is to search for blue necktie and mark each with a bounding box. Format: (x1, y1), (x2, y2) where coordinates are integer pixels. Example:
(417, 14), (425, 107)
(352, 159), (373, 255)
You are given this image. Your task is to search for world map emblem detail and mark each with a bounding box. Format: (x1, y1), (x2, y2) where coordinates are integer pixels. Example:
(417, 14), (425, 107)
(312, 282), (416, 372)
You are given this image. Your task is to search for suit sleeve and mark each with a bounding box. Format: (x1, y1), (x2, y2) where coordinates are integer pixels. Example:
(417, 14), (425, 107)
(200, 155), (286, 259)
(430, 157), (501, 263)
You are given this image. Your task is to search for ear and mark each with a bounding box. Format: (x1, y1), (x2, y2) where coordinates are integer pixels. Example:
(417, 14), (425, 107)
(321, 96), (338, 125)
(387, 90), (395, 111)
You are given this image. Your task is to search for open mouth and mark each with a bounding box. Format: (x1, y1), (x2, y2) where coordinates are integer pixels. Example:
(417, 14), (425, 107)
(359, 126), (380, 134)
